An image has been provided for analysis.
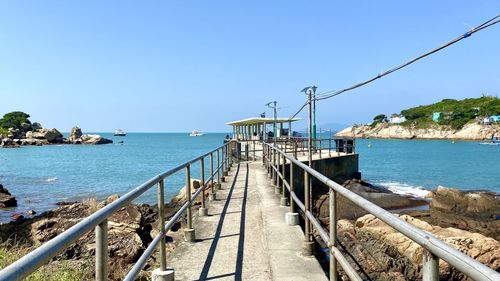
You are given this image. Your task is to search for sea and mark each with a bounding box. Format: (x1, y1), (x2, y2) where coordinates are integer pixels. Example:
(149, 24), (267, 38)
(1, 133), (499, 222)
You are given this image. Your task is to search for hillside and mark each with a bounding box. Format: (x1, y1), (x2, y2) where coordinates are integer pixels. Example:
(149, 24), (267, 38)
(399, 96), (500, 129)
(337, 96), (500, 140)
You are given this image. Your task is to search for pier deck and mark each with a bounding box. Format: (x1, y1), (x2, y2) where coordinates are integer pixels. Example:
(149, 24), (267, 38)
(168, 161), (327, 281)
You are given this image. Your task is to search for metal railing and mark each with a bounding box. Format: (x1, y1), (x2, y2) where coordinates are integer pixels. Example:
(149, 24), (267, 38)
(262, 143), (500, 281)
(0, 141), (234, 281)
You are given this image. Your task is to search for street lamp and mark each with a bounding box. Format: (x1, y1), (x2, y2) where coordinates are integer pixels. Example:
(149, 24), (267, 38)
(265, 101), (278, 142)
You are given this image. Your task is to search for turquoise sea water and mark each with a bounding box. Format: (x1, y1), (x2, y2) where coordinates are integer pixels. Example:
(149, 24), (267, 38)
(1, 133), (499, 222)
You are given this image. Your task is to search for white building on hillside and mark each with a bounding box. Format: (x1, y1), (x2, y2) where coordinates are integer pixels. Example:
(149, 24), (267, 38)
(389, 114), (406, 124)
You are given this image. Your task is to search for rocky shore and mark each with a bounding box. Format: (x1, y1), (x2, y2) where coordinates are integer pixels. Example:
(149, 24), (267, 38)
(336, 123), (500, 140)
(0, 124), (112, 148)
(0, 179), (212, 280)
(315, 186), (499, 280)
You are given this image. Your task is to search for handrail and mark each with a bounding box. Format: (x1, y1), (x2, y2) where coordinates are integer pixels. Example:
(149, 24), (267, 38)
(0, 141), (232, 281)
(264, 143), (500, 281)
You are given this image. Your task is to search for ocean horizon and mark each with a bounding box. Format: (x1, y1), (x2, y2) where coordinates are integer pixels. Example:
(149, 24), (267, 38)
(1, 133), (499, 222)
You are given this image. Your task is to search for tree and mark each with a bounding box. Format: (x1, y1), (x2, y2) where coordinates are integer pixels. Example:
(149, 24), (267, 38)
(0, 111), (31, 129)
(373, 114), (386, 122)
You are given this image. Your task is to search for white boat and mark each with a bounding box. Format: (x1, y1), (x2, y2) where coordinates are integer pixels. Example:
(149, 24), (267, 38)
(114, 129), (126, 136)
(189, 131), (204, 137)
(479, 134), (500, 146)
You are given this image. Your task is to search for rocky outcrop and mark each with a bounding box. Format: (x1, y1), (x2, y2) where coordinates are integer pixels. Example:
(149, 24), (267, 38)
(315, 179), (428, 220)
(403, 187), (500, 240)
(334, 214), (500, 280)
(336, 123), (500, 140)
(0, 184), (17, 208)
(1, 126), (113, 147)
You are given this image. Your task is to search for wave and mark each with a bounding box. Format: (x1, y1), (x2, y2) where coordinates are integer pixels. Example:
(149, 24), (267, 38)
(374, 181), (431, 198)
(46, 177), (58, 182)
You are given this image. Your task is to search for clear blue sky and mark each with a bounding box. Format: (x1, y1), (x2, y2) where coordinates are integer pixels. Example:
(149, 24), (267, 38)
(0, 1), (498, 132)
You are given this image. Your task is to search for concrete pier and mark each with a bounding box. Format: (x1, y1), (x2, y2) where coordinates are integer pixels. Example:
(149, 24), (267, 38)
(168, 161), (327, 280)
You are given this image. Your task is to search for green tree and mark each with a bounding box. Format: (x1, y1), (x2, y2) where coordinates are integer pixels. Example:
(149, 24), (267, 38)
(0, 111), (31, 129)
(373, 114), (386, 122)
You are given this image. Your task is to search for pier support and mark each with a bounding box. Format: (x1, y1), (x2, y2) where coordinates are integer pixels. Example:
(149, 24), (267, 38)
(280, 196), (288, 206)
(198, 207), (208, 217)
(184, 228), (196, 242)
(152, 268), (175, 281)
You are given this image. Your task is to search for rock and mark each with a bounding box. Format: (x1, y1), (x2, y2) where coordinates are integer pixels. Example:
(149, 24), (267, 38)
(336, 214), (500, 280)
(315, 179), (428, 220)
(0, 184), (17, 208)
(26, 209), (37, 215)
(336, 123), (500, 140)
(25, 131), (33, 139)
(31, 122), (42, 130)
(68, 126), (83, 141)
(20, 122), (32, 131)
(79, 134), (113, 145)
(10, 213), (24, 222)
(44, 128), (63, 143)
(430, 186), (499, 219)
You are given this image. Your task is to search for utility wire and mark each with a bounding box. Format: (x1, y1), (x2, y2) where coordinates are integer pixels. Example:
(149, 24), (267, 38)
(314, 14), (499, 101)
(282, 14), (499, 123)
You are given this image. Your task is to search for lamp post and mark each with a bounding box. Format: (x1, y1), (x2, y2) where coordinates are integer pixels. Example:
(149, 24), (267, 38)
(265, 101), (278, 142)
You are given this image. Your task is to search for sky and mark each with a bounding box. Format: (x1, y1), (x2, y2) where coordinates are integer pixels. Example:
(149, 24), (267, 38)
(0, 1), (498, 132)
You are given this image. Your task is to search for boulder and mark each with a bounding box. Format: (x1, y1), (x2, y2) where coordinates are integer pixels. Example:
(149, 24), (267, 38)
(429, 186), (499, 219)
(31, 122), (42, 130)
(68, 126), (83, 141)
(10, 213), (24, 222)
(0, 184), (17, 208)
(336, 214), (500, 280)
(20, 122), (32, 131)
(79, 134), (113, 145)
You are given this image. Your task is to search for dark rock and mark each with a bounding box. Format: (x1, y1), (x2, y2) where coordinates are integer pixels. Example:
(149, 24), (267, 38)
(26, 210), (37, 215)
(55, 201), (79, 206)
(10, 213), (24, 222)
(0, 184), (17, 208)
(430, 186), (499, 219)
(31, 122), (42, 130)
(68, 126), (83, 141)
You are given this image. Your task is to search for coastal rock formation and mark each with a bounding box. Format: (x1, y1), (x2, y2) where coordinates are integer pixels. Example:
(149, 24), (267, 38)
(315, 179), (428, 220)
(335, 214), (500, 280)
(0, 184), (17, 208)
(403, 187), (500, 240)
(336, 123), (500, 140)
(67, 126), (113, 145)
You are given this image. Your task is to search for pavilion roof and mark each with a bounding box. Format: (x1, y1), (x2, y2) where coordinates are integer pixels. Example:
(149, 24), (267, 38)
(226, 117), (301, 126)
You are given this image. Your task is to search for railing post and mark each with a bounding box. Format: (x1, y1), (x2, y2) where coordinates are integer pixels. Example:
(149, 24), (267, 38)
(303, 171), (313, 256)
(152, 179), (175, 281)
(220, 148), (226, 183)
(272, 148), (277, 186)
(199, 158), (208, 216)
(285, 161), (299, 226)
(223, 146), (228, 177)
(227, 143), (231, 171)
(209, 153), (216, 201)
(319, 139), (322, 159)
(329, 138), (332, 157)
(95, 219), (108, 281)
(274, 149), (281, 195)
(280, 153), (288, 206)
(216, 149), (222, 189)
(423, 249), (439, 281)
(184, 165), (195, 242)
(329, 188), (338, 281)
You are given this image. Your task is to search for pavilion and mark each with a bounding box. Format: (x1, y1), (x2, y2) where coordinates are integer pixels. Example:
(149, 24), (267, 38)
(226, 117), (301, 141)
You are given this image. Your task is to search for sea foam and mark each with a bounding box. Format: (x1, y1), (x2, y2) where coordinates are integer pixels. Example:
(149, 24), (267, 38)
(375, 181), (431, 198)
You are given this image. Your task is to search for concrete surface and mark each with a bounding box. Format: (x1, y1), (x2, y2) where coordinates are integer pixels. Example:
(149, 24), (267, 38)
(168, 161), (327, 281)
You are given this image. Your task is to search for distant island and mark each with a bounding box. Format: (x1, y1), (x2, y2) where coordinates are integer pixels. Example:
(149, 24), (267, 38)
(336, 96), (500, 140)
(0, 111), (113, 148)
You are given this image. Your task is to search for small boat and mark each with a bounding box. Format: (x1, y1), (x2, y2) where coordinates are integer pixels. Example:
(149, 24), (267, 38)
(114, 129), (126, 136)
(479, 134), (500, 146)
(189, 131), (204, 137)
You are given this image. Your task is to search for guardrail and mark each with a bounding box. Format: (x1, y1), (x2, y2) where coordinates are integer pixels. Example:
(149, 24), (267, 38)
(0, 141), (233, 281)
(262, 143), (500, 281)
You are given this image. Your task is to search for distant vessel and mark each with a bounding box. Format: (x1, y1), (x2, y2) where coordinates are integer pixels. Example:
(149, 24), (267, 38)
(479, 134), (500, 146)
(189, 131), (204, 137)
(114, 129), (126, 136)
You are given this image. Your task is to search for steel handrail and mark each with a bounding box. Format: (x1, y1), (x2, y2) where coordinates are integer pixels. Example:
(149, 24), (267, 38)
(0, 142), (231, 281)
(265, 143), (500, 281)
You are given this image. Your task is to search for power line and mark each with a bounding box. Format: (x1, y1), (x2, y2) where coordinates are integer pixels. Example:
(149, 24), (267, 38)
(314, 14), (499, 101)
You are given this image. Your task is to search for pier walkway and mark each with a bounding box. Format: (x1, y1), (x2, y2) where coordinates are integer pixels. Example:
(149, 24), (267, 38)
(169, 161), (327, 281)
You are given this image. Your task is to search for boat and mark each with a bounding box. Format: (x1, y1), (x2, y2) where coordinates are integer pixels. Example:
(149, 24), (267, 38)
(114, 129), (126, 136)
(189, 131), (204, 137)
(479, 134), (500, 146)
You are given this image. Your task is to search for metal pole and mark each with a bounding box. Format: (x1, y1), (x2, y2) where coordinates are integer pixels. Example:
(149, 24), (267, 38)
(95, 219), (108, 281)
(157, 180), (167, 271)
(210, 153), (215, 197)
(423, 249), (439, 281)
(290, 160), (295, 213)
(303, 171), (312, 256)
(280, 153), (287, 206)
(217, 149), (221, 188)
(329, 188), (337, 281)
(200, 158), (206, 209)
(185, 165), (192, 230)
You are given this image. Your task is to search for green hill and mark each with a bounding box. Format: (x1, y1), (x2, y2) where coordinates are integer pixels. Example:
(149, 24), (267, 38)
(375, 96), (500, 130)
